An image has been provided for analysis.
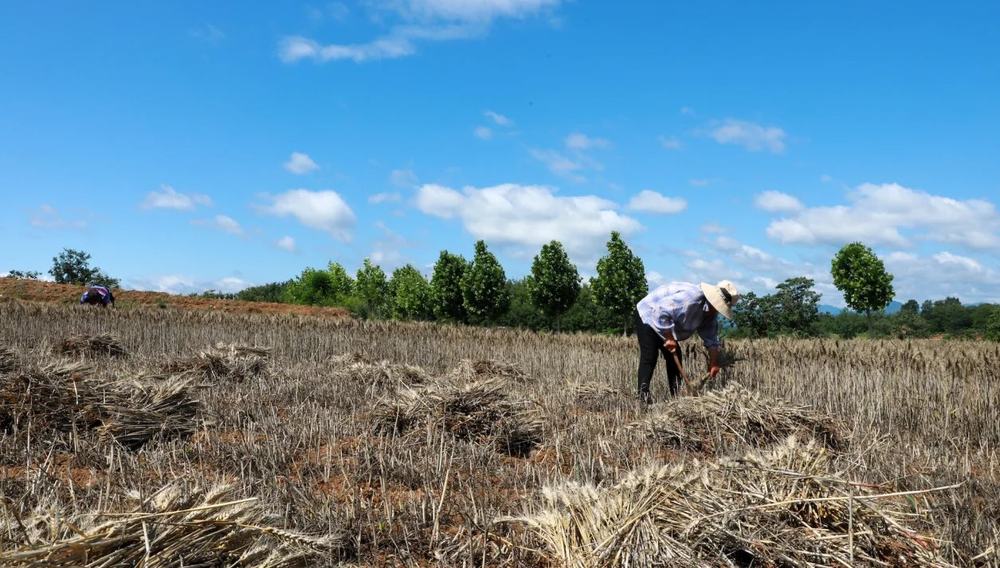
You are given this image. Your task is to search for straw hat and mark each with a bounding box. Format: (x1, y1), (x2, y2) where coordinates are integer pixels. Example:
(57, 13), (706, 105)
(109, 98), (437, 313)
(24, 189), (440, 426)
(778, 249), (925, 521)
(699, 280), (739, 320)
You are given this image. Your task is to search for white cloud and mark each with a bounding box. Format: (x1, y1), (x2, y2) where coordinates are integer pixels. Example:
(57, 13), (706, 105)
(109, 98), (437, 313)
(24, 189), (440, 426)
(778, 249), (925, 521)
(279, 0), (561, 63)
(284, 152), (320, 175)
(529, 149), (586, 182)
(257, 189), (356, 242)
(139, 184), (214, 211)
(885, 251), (1000, 304)
(414, 182), (641, 261)
(706, 119), (786, 153)
(390, 168), (419, 188)
(565, 133), (610, 150)
(765, 183), (1000, 249)
(370, 222), (419, 269)
(484, 110), (512, 126)
(275, 236), (297, 252)
(474, 126), (493, 140)
(370, 191), (403, 204)
(125, 275), (253, 295)
(190, 24), (224, 43)
(397, 0), (561, 21)
(658, 135), (682, 150)
(626, 190), (687, 214)
(191, 214), (246, 237)
(28, 204), (89, 230)
(700, 222), (728, 234)
(702, 234), (837, 301)
(754, 190), (804, 214)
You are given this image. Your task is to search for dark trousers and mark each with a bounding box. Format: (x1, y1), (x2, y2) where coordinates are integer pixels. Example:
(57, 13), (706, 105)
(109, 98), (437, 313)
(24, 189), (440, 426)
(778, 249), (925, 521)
(635, 309), (683, 399)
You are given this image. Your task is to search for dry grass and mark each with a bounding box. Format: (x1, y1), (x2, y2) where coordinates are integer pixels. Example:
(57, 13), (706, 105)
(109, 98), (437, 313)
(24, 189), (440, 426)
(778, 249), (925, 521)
(1, 302), (998, 566)
(507, 438), (953, 567)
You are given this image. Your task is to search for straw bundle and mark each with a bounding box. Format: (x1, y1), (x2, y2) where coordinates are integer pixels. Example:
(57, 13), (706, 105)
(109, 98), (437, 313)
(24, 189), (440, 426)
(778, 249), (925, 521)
(373, 371), (543, 457)
(0, 362), (105, 434)
(0, 483), (340, 567)
(0, 363), (200, 450)
(163, 343), (270, 382)
(505, 438), (953, 567)
(633, 383), (843, 454)
(449, 358), (532, 385)
(0, 347), (17, 373)
(331, 355), (429, 391)
(100, 378), (201, 450)
(54, 333), (128, 358)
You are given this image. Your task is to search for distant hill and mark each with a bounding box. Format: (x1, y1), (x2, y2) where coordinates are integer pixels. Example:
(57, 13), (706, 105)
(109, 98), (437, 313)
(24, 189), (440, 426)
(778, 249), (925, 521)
(818, 304), (842, 315)
(819, 301), (903, 317)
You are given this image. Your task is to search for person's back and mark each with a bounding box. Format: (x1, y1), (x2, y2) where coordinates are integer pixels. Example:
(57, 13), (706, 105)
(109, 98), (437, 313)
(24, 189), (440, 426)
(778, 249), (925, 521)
(80, 285), (114, 307)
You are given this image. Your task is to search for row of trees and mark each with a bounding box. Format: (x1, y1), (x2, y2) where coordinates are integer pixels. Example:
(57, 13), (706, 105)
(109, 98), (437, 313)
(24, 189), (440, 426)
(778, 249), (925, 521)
(263, 233), (648, 333)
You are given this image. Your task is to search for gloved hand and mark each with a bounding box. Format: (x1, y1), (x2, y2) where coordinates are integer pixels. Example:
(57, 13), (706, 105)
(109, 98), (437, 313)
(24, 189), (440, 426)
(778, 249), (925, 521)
(664, 338), (678, 353)
(709, 366), (722, 378)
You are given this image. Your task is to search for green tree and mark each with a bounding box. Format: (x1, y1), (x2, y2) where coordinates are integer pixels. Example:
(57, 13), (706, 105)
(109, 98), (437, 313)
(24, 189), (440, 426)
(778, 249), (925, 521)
(430, 251), (468, 322)
(591, 231), (647, 335)
(560, 284), (618, 334)
(355, 258), (390, 318)
(831, 242), (894, 338)
(527, 240), (581, 331)
(461, 240), (510, 324)
(496, 278), (547, 330)
(4, 270), (41, 280)
(236, 280), (292, 303)
(900, 299), (920, 314)
(730, 291), (775, 338)
(879, 310), (930, 339)
(985, 310), (1000, 341)
(50, 248), (120, 288)
(923, 297), (971, 334)
(391, 264), (432, 320)
(772, 277), (822, 336)
(285, 263), (353, 306)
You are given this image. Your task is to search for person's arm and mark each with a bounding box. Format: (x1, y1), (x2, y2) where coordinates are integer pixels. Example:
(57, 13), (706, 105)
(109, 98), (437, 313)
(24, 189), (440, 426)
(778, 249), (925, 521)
(698, 316), (722, 377)
(662, 328), (678, 352)
(708, 346), (721, 377)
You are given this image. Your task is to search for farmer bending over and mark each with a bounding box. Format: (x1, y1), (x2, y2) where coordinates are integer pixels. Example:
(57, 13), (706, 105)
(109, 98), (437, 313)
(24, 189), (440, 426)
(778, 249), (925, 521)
(634, 280), (738, 403)
(80, 285), (115, 307)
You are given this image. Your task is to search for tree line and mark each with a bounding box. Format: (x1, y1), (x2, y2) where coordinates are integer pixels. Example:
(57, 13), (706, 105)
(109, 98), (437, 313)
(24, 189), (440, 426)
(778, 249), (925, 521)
(7, 241), (1000, 340)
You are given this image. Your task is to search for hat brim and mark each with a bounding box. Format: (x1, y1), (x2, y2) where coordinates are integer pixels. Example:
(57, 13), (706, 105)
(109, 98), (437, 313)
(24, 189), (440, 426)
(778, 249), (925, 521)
(699, 282), (734, 320)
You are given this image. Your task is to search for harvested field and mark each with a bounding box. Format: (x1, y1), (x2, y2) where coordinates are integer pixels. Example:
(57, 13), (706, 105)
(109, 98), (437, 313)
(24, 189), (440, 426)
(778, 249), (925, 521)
(1, 301), (998, 566)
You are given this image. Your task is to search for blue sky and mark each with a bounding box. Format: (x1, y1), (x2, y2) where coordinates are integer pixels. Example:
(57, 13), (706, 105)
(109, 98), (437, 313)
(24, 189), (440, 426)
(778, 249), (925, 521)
(2, 1), (999, 305)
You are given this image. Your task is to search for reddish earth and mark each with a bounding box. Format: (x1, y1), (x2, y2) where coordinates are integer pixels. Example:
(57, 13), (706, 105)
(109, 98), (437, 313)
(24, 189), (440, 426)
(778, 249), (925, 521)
(0, 278), (351, 319)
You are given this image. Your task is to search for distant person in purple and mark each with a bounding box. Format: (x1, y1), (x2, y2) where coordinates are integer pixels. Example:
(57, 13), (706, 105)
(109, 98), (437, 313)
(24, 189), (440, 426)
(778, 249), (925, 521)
(80, 285), (115, 307)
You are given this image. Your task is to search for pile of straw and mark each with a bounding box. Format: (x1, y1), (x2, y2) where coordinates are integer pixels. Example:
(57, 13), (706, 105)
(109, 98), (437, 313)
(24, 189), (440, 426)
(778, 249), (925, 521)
(54, 333), (128, 358)
(633, 383), (843, 454)
(0, 347), (17, 373)
(330, 354), (429, 391)
(572, 382), (626, 405)
(0, 483), (340, 567)
(100, 378), (201, 450)
(0, 362), (200, 450)
(450, 358), (531, 385)
(373, 362), (543, 457)
(163, 343), (271, 382)
(505, 438), (953, 567)
(0, 362), (105, 434)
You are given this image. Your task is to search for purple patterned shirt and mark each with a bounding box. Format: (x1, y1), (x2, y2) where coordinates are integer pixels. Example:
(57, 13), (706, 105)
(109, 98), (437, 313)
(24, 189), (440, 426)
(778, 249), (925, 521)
(636, 282), (720, 348)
